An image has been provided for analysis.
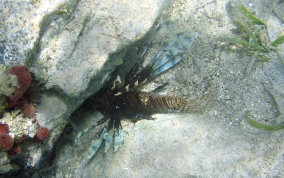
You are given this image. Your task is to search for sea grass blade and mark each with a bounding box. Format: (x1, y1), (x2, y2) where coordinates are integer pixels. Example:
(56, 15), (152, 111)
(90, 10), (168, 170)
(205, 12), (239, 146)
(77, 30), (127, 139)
(244, 111), (284, 130)
(239, 5), (266, 26)
(223, 36), (249, 47)
(257, 54), (270, 62)
(270, 35), (284, 47)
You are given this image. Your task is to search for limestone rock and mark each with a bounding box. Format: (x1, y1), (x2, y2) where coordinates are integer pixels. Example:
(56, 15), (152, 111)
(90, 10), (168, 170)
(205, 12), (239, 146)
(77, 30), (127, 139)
(0, 0), (168, 174)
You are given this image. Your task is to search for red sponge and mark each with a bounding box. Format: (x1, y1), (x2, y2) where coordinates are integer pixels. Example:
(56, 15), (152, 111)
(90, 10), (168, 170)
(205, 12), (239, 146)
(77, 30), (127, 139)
(17, 97), (36, 118)
(0, 124), (9, 135)
(37, 127), (49, 141)
(9, 144), (21, 155)
(0, 134), (14, 151)
(6, 65), (32, 107)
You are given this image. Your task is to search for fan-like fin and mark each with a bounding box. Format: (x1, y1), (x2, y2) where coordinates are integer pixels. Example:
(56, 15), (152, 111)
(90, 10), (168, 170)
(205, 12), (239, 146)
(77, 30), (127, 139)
(149, 32), (198, 77)
(124, 32), (198, 91)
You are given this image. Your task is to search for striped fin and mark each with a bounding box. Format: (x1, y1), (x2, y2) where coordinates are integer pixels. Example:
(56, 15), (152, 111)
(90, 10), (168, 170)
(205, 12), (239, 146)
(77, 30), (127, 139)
(149, 32), (198, 76)
(124, 32), (198, 91)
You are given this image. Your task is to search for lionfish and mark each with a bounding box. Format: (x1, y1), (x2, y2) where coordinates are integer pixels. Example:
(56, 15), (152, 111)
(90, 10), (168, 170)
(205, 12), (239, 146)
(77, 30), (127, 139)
(77, 31), (198, 162)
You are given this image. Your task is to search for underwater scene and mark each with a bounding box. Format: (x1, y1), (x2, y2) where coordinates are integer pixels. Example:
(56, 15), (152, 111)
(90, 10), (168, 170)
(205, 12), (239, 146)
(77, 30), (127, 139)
(0, 0), (283, 177)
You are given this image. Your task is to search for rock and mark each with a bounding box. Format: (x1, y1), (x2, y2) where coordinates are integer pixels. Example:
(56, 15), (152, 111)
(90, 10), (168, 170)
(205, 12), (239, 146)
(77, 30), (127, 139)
(84, 114), (284, 177)
(36, 0), (284, 177)
(29, 0), (168, 97)
(0, 0), (72, 66)
(36, 114), (283, 177)
(0, 0), (169, 174)
(0, 152), (19, 174)
(1, 0), (284, 177)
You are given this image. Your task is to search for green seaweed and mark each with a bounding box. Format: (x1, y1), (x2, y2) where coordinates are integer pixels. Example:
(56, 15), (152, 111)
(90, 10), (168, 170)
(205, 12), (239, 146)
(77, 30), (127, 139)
(270, 35), (284, 47)
(239, 5), (266, 26)
(257, 54), (270, 62)
(223, 1), (283, 63)
(244, 111), (284, 130)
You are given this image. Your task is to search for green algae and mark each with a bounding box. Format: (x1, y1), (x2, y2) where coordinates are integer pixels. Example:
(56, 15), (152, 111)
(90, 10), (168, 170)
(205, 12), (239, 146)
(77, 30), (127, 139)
(223, 1), (283, 63)
(270, 35), (284, 47)
(239, 5), (266, 26)
(244, 111), (284, 130)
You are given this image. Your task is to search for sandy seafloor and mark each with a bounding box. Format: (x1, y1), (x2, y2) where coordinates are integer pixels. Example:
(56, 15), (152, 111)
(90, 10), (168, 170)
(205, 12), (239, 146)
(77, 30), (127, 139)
(0, 0), (284, 177)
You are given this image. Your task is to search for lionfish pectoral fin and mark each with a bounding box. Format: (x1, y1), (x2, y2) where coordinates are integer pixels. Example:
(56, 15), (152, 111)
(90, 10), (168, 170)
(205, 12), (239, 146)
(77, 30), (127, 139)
(114, 127), (124, 152)
(87, 137), (103, 160)
(85, 124), (124, 162)
(75, 125), (96, 142)
(85, 125), (114, 162)
(86, 127), (107, 161)
(123, 32), (198, 91)
(103, 129), (114, 153)
(75, 117), (108, 142)
(148, 32), (198, 78)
